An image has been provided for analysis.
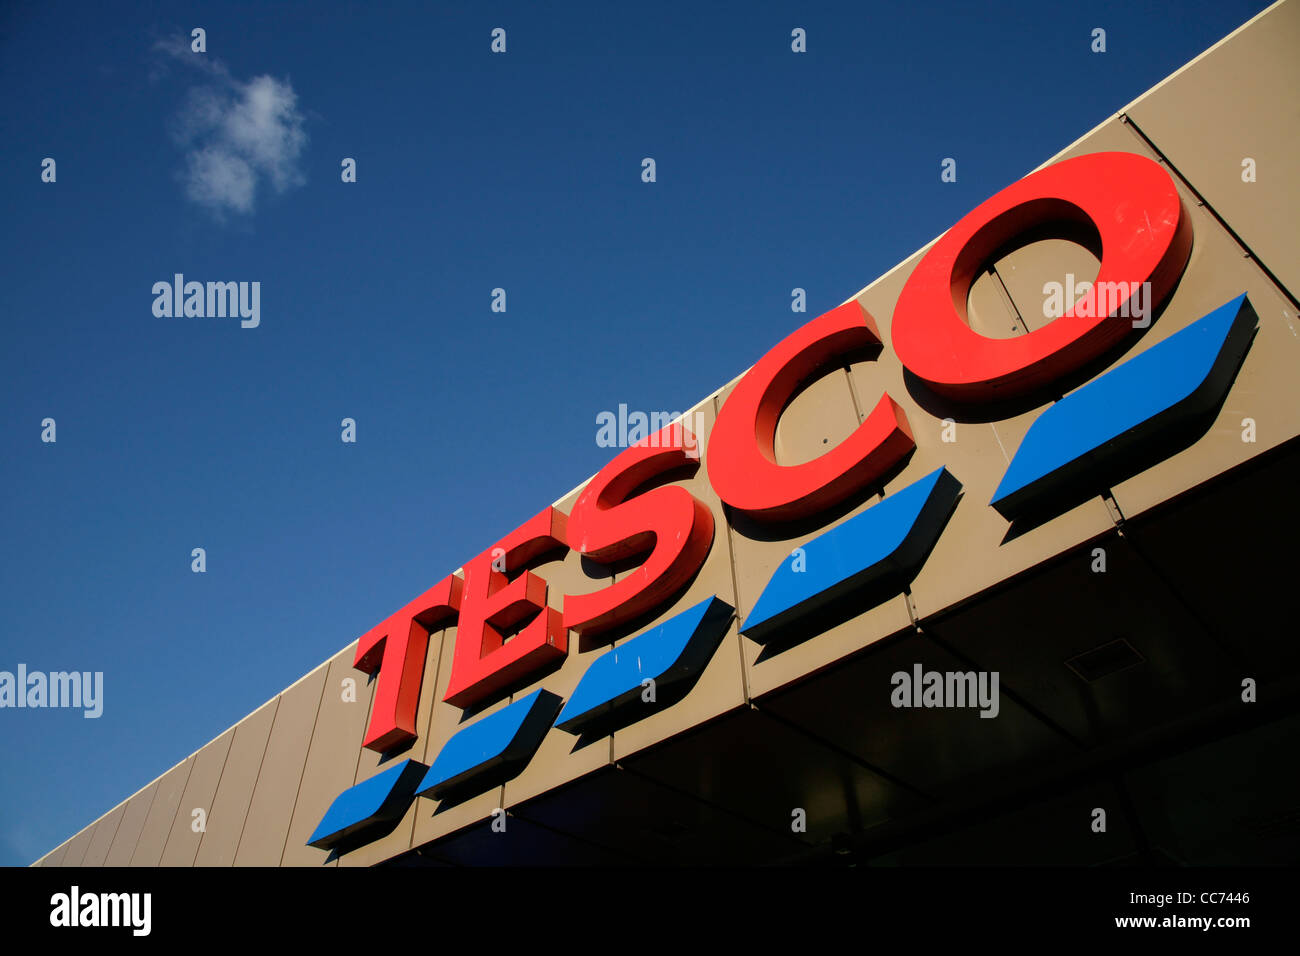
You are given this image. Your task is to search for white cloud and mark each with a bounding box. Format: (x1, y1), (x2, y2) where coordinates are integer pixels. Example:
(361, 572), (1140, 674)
(184, 146), (257, 213)
(156, 38), (307, 217)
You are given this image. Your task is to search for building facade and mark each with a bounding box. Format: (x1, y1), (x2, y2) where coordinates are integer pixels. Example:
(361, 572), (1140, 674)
(36, 0), (1300, 867)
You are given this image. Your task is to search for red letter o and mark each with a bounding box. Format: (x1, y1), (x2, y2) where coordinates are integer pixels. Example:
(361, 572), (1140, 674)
(891, 151), (1192, 401)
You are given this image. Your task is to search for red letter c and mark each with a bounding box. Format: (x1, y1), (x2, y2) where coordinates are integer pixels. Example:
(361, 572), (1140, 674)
(707, 300), (914, 522)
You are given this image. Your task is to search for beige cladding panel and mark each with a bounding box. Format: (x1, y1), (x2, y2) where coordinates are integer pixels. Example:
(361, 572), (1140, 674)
(34, 839), (66, 867)
(281, 643), (375, 867)
(234, 663), (329, 866)
(103, 780), (160, 866)
(80, 804), (127, 867)
(34, 840), (69, 868)
(58, 823), (98, 868)
(193, 699), (278, 866)
(967, 267), (1027, 339)
(1125, 0), (1300, 297)
(994, 238), (1101, 334)
(158, 729), (234, 866)
(773, 369), (863, 466)
(129, 757), (194, 866)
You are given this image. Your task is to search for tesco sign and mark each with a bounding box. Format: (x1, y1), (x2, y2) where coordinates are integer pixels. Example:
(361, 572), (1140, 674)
(308, 151), (1257, 851)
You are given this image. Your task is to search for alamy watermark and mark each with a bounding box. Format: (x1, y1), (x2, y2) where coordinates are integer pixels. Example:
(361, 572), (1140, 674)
(50, 886), (150, 936)
(1042, 275), (1152, 328)
(890, 664), (999, 718)
(152, 274), (260, 328)
(0, 665), (103, 718)
(596, 404), (707, 458)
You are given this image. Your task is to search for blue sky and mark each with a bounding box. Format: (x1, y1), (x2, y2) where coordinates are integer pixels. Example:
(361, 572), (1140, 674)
(0, 0), (1273, 866)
